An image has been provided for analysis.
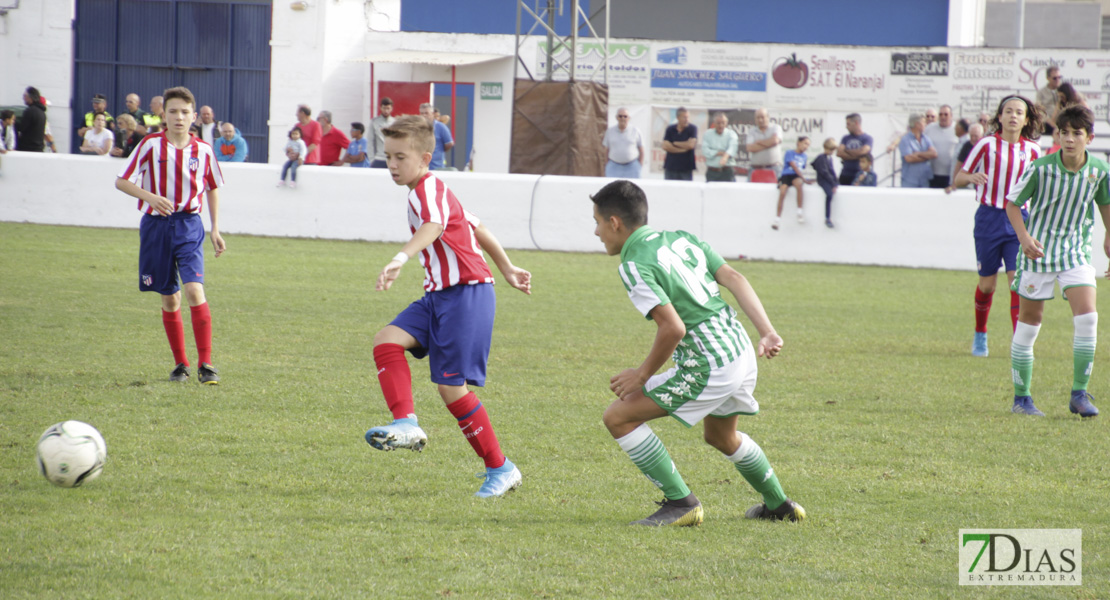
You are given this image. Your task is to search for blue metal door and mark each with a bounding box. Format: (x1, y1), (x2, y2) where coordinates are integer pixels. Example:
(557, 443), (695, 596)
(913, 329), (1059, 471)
(73, 0), (271, 162)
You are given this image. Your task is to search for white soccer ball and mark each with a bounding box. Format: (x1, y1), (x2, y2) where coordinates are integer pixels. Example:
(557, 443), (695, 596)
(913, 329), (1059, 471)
(36, 421), (107, 488)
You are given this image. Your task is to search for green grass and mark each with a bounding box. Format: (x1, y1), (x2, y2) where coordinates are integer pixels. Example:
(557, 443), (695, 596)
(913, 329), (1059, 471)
(1, 221), (1107, 599)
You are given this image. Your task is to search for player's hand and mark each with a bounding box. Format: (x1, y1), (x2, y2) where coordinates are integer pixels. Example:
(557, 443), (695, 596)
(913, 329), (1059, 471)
(966, 173), (988, 186)
(610, 368), (646, 401)
(1020, 237), (1044, 260)
(757, 332), (783, 359)
(376, 260), (403, 291)
(211, 231), (226, 258)
(504, 266), (532, 295)
(147, 194), (173, 216)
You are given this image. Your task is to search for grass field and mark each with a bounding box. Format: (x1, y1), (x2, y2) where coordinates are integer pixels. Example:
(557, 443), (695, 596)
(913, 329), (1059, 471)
(1, 221), (1107, 599)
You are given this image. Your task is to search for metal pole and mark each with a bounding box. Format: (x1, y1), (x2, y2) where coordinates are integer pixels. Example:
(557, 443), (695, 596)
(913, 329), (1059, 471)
(514, 0), (521, 80)
(545, 0), (555, 81)
(1016, 0), (1025, 48)
(605, 0), (610, 87)
(570, 0), (578, 81)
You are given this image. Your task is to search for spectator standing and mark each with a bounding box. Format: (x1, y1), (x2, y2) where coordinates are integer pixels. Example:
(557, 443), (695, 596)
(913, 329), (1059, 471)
(946, 123), (983, 193)
(977, 112), (991, 131)
(215, 123), (248, 162)
(145, 96), (164, 133)
(111, 114), (143, 158)
(745, 108), (782, 183)
(0, 109), (15, 153)
(772, 136), (810, 229)
(123, 93), (149, 136)
(197, 106), (222, 146)
(1035, 66), (1063, 130)
(899, 114), (937, 188)
(369, 97), (394, 168)
(345, 122), (371, 168)
(602, 107), (645, 179)
(662, 107), (698, 181)
(813, 137), (838, 228)
(924, 104), (958, 188)
(295, 105), (322, 165)
(77, 94), (115, 139)
(16, 87), (47, 152)
(924, 107), (938, 126)
(419, 103), (454, 170)
(836, 113), (873, 185)
(700, 112), (738, 182)
(317, 111), (350, 166)
(278, 127), (307, 188)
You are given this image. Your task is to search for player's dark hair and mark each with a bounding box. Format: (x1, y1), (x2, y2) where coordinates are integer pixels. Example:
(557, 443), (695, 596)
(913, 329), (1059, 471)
(163, 86), (196, 110)
(1056, 104), (1095, 135)
(991, 94), (1043, 140)
(590, 180), (648, 229)
(382, 115), (434, 154)
(351, 122), (365, 133)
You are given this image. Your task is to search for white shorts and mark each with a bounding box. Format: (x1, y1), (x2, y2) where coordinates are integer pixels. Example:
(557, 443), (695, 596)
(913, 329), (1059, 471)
(643, 349), (759, 428)
(1013, 264), (1096, 301)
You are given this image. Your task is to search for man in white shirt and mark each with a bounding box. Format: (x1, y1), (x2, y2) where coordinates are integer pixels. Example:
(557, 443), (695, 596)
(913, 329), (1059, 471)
(369, 97), (395, 168)
(745, 108), (782, 183)
(197, 106), (222, 147)
(602, 107), (644, 178)
(924, 104), (958, 188)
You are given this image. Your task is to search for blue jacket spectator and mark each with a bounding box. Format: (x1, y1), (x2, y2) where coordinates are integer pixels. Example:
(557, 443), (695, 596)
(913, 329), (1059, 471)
(216, 123), (248, 162)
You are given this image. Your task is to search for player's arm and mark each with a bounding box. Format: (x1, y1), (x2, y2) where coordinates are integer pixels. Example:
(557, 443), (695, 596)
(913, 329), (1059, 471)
(115, 177), (172, 216)
(714, 264), (782, 359)
(954, 168), (986, 188)
(206, 187), (226, 257)
(474, 223), (531, 295)
(1098, 203), (1110, 273)
(611, 302), (685, 399)
(1006, 200), (1042, 260)
(376, 221), (444, 291)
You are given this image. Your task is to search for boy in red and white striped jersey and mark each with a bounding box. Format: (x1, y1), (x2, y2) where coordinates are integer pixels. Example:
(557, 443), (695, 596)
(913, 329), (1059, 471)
(115, 86), (226, 385)
(366, 115), (532, 498)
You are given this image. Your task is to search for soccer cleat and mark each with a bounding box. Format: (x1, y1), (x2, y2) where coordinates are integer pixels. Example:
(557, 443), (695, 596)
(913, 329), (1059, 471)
(197, 363), (220, 385)
(1011, 396), (1044, 416)
(771, 218), (780, 231)
(365, 419), (427, 452)
(169, 363), (190, 383)
(971, 331), (989, 357)
(1069, 390), (1099, 418)
(631, 495), (704, 527)
(474, 459), (522, 498)
(745, 498), (806, 522)
(825, 219), (834, 229)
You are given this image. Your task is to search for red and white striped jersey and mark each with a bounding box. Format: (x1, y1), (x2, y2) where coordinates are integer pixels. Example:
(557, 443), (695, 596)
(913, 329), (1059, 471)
(962, 134), (1041, 209)
(407, 173), (493, 292)
(117, 132), (224, 215)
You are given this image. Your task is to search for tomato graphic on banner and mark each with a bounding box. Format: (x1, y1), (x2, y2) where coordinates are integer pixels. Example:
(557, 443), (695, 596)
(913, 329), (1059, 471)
(772, 54), (809, 89)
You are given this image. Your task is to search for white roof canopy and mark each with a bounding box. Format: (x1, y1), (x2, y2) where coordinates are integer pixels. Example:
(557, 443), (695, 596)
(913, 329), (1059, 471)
(351, 50), (511, 66)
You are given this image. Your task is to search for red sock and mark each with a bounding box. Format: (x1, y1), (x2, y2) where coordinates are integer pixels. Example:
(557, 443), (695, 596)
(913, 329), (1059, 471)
(974, 287), (992, 333)
(446, 392), (505, 469)
(1010, 291), (1020, 332)
(373, 344), (415, 420)
(162, 309), (189, 366)
(190, 303), (213, 366)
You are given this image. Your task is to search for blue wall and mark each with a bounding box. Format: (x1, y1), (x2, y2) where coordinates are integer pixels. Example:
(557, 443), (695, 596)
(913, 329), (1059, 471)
(400, 0), (950, 48)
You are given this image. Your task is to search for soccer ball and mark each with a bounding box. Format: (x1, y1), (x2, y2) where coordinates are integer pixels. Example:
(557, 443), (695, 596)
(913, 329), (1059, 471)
(36, 421), (107, 488)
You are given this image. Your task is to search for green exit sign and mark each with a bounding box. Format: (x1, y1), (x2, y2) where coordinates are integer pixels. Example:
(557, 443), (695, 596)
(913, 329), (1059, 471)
(480, 82), (503, 100)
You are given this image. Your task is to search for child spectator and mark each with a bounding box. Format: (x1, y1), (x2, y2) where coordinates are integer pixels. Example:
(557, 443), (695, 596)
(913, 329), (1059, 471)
(772, 136), (809, 230)
(590, 179), (805, 526)
(114, 86), (226, 384)
(852, 154), (877, 186)
(813, 137), (838, 228)
(1005, 104), (1109, 418)
(278, 127), (307, 188)
(364, 115), (532, 498)
(344, 122), (371, 168)
(0, 110), (15, 153)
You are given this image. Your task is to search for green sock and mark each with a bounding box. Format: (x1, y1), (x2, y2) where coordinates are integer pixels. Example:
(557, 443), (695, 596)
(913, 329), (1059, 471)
(1011, 322), (1039, 397)
(616, 425), (690, 501)
(1073, 314), (1097, 391)
(729, 433), (787, 510)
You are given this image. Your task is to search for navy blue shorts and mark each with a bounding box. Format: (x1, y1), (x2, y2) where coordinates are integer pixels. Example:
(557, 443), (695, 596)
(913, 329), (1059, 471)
(391, 283), (495, 387)
(139, 212), (205, 295)
(974, 203), (1024, 277)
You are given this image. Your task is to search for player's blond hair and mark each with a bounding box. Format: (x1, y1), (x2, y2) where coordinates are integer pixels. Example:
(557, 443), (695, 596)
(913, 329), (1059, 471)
(382, 115), (434, 154)
(163, 86), (196, 111)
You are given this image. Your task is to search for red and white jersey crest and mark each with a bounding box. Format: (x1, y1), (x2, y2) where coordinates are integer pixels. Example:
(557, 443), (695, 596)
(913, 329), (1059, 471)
(963, 134), (1040, 209)
(117, 132), (223, 215)
(407, 173), (493, 292)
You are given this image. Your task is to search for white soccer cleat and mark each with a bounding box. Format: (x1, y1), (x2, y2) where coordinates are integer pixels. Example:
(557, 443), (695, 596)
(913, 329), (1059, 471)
(365, 420), (427, 452)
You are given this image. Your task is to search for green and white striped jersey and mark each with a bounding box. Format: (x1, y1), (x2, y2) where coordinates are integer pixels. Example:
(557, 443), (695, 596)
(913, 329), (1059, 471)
(1007, 151), (1110, 272)
(617, 226), (751, 371)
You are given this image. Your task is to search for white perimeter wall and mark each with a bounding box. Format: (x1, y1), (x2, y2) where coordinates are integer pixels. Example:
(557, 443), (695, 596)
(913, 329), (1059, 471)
(7, 152), (1109, 275)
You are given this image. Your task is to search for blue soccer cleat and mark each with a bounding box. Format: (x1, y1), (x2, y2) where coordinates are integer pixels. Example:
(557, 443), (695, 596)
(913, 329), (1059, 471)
(365, 418), (427, 452)
(972, 332), (988, 357)
(1012, 396), (1044, 416)
(475, 459), (522, 498)
(1069, 390), (1099, 418)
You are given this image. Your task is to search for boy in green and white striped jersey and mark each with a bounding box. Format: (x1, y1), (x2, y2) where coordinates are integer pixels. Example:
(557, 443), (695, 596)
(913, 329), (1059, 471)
(1005, 105), (1110, 417)
(591, 180), (805, 527)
